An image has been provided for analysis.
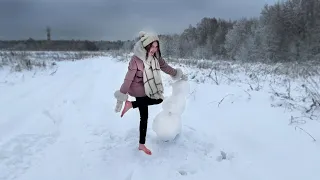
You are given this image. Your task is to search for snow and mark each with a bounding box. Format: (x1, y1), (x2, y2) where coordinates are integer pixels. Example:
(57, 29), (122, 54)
(0, 54), (320, 180)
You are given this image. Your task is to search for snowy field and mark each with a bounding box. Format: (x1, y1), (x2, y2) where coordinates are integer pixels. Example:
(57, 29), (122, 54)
(0, 52), (320, 180)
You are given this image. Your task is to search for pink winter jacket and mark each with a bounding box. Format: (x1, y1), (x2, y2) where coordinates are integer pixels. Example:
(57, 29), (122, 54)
(119, 55), (177, 97)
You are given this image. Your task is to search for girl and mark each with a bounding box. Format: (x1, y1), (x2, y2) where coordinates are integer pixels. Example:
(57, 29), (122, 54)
(114, 31), (186, 155)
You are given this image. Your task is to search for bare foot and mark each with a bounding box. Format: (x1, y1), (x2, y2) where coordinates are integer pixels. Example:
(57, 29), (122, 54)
(138, 144), (152, 155)
(121, 100), (132, 117)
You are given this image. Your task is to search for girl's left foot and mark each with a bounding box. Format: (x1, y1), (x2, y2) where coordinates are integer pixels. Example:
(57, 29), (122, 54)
(138, 144), (152, 155)
(121, 100), (132, 117)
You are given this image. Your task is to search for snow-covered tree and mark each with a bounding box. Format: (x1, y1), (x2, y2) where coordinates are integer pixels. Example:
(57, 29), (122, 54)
(305, 0), (320, 59)
(159, 34), (180, 58)
(224, 18), (253, 60)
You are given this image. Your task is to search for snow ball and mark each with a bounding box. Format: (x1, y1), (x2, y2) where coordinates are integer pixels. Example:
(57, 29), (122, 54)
(152, 110), (181, 141)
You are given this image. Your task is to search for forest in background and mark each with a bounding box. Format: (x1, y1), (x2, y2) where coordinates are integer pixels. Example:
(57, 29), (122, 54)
(1, 0), (319, 63)
(158, 0), (320, 63)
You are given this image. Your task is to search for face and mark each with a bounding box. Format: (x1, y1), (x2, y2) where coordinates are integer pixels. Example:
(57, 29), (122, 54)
(148, 41), (158, 56)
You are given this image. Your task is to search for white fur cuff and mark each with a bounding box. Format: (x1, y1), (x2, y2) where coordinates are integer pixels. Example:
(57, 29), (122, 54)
(172, 68), (183, 80)
(114, 90), (128, 101)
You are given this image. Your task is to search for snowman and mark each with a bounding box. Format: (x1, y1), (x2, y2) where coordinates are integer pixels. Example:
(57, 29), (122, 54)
(152, 79), (190, 141)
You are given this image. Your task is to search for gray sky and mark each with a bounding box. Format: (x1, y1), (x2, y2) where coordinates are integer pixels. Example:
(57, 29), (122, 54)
(0, 0), (278, 41)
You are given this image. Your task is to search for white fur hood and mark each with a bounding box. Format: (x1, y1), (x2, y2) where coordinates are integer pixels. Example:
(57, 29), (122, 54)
(133, 40), (147, 62)
(133, 40), (160, 63)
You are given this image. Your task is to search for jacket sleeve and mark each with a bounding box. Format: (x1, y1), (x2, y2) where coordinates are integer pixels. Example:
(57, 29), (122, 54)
(119, 57), (137, 95)
(158, 57), (177, 76)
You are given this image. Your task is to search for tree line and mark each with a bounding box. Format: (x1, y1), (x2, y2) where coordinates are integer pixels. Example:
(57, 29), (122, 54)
(158, 0), (320, 62)
(0, 38), (126, 51)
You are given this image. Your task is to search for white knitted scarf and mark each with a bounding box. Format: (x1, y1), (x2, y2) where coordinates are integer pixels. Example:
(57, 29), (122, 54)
(142, 55), (164, 99)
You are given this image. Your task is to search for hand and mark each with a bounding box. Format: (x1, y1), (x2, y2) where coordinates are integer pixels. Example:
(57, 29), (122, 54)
(115, 100), (123, 112)
(173, 68), (188, 81)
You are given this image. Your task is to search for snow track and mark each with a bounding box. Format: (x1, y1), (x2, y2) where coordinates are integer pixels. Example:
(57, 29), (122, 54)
(0, 59), (108, 180)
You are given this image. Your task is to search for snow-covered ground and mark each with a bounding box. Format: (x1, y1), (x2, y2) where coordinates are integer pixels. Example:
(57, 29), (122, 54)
(0, 54), (319, 180)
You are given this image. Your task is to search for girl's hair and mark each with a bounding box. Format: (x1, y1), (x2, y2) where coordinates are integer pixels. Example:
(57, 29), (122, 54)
(144, 40), (162, 59)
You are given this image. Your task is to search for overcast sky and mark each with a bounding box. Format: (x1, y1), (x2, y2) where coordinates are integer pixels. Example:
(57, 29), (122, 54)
(0, 0), (278, 41)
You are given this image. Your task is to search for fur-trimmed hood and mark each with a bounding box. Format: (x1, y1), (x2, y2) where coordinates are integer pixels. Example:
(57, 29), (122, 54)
(133, 40), (147, 62)
(133, 31), (160, 63)
(133, 39), (161, 63)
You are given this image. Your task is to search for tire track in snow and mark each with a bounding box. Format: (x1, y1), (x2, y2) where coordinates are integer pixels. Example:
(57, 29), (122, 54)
(0, 61), (93, 180)
(0, 62), (88, 144)
(12, 59), (108, 180)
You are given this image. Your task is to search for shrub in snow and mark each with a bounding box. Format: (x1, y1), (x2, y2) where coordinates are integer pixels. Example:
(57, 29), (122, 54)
(152, 80), (190, 141)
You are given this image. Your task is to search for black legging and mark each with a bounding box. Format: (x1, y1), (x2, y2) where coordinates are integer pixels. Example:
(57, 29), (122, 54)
(132, 96), (163, 144)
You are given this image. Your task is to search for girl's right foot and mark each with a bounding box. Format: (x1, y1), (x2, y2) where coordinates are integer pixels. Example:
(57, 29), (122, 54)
(121, 100), (132, 117)
(138, 144), (152, 155)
